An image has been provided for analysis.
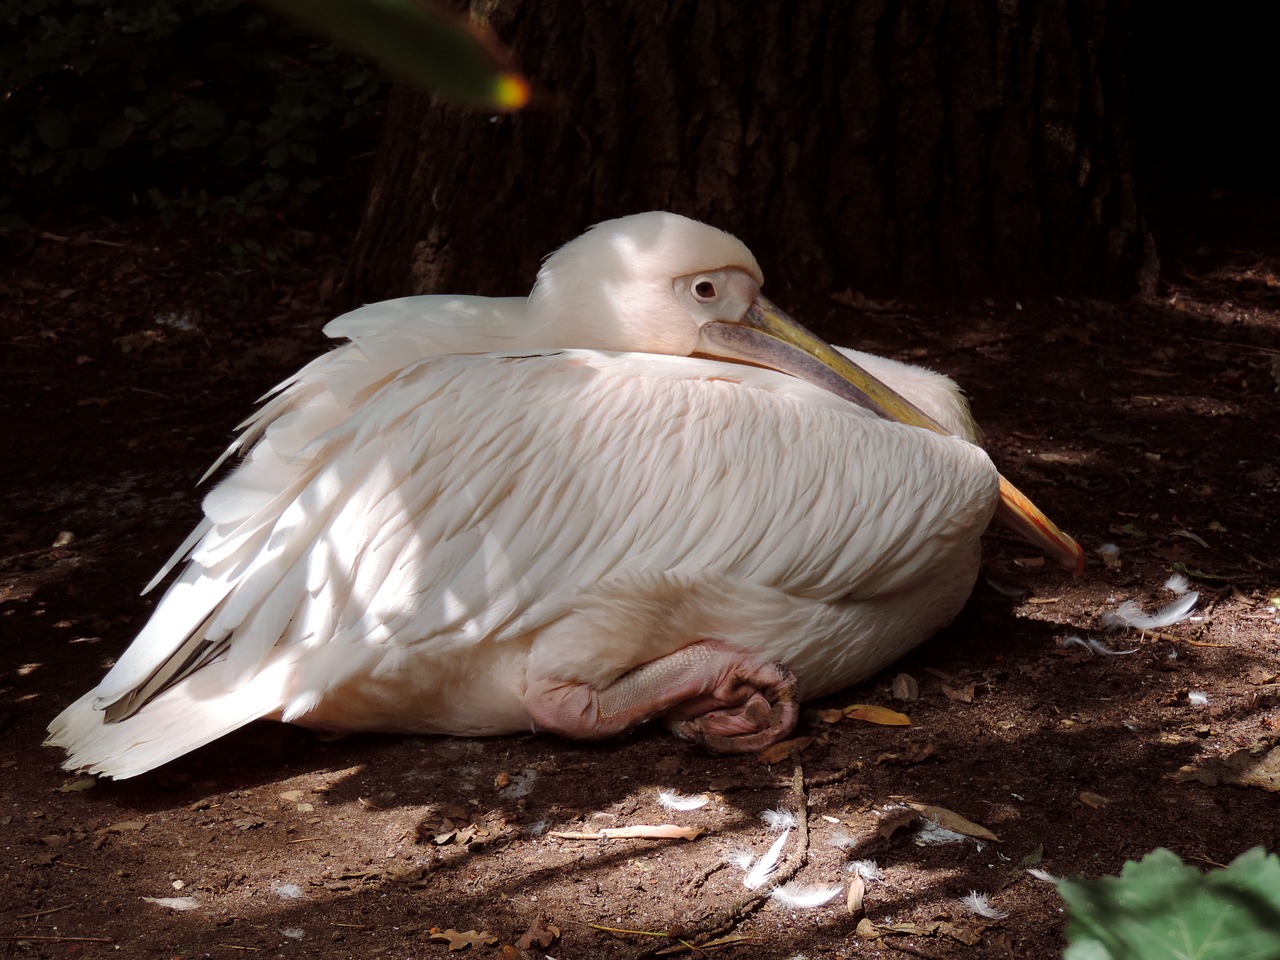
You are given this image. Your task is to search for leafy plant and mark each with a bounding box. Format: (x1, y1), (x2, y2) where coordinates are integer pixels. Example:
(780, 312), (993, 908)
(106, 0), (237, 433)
(0, 0), (386, 223)
(258, 0), (528, 111)
(1060, 847), (1280, 960)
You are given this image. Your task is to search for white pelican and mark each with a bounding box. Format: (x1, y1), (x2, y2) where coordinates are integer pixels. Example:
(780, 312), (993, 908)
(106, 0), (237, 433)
(48, 212), (1082, 779)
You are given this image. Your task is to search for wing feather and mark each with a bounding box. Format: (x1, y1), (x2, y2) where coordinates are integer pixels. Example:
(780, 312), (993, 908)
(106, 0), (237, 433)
(80, 346), (997, 733)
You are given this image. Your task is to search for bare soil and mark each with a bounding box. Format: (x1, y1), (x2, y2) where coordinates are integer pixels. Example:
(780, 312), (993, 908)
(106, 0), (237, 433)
(2, 195), (1279, 960)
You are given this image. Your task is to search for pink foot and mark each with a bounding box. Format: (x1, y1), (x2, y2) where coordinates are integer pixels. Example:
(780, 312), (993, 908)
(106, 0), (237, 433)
(524, 640), (800, 755)
(665, 675), (793, 757)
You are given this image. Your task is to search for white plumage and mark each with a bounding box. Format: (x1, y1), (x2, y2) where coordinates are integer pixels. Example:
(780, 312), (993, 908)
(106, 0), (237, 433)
(48, 212), (1078, 778)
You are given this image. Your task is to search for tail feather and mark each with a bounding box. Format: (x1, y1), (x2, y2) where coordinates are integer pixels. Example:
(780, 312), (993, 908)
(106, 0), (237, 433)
(46, 654), (294, 779)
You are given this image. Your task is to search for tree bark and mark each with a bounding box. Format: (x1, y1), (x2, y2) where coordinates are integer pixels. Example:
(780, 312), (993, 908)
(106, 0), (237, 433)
(345, 0), (1148, 307)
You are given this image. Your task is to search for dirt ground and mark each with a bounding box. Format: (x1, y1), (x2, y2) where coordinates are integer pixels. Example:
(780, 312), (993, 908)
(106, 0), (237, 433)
(2, 193), (1279, 960)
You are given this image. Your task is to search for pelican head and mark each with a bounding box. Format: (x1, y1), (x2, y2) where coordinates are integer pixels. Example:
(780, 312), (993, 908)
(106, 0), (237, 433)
(530, 211), (1084, 573)
(527, 211), (765, 356)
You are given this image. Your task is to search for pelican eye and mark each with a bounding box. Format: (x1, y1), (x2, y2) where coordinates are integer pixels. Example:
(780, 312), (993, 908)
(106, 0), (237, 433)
(692, 277), (718, 302)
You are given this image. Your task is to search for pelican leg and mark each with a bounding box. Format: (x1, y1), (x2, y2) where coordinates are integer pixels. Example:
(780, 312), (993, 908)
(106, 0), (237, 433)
(524, 639), (798, 754)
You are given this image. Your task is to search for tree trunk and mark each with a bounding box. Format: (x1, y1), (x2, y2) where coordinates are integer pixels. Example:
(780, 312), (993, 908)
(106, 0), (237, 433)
(345, 0), (1149, 308)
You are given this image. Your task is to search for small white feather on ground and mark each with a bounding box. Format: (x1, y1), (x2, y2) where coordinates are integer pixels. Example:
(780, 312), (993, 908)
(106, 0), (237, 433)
(657, 789), (710, 811)
(961, 891), (1008, 919)
(916, 821), (969, 846)
(770, 883), (842, 908)
(1164, 573), (1192, 595)
(1058, 634), (1138, 656)
(825, 829), (856, 849)
(1096, 543), (1122, 568)
(1100, 592), (1199, 632)
(761, 807), (799, 831)
(744, 829), (790, 890)
(847, 859), (882, 882)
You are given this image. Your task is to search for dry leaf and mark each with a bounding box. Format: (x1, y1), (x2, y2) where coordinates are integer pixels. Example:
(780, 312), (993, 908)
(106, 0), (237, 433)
(1227, 746), (1280, 791)
(875, 741), (936, 766)
(428, 928), (498, 951)
(423, 811), (510, 848)
(890, 673), (919, 701)
(757, 735), (815, 764)
(515, 915), (560, 950)
(386, 864), (430, 884)
(881, 920), (980, 944)
(98, 820), (147, 835)
(884, 922), (933, 936)
(57, 777), (96, 793)
(847, 875), (866, 915)
(1179, 743), (1280, 792)
(941, 682), (976, 703)
(816, 708), (846, 723)
(933, 921), (983, 945)
(844, 704), (911, 726)
(908, 741), (937, 763)
(877, 806), (921, 839)
(907, 803), (1000, 842)
(1078, 791), (1110, 809)
(855, 917), (880, 939)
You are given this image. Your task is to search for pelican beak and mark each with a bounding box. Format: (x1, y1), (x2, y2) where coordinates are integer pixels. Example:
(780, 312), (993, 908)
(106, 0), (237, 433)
(695, 296), (1086, 575)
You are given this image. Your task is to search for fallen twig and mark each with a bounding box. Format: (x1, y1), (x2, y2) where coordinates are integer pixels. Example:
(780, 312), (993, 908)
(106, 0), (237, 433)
(39, 231), (129, 248)
(549, 824), (703, 841)
(588, 923), (672, 939)
(585, 923), (761, 955)
(884, 943), (947, 959)
(15, 905), (73, 920)
(1135, 628), (1231, 648)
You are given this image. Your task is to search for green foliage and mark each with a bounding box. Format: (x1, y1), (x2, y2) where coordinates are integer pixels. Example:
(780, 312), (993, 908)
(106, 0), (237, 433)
(259, 0), (528, 111)
(1060, 847), (1280, 960)
(0, 0), (385, 224)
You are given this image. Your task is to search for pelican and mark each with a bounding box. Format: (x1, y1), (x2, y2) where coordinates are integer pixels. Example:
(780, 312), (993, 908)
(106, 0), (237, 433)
(48, 212), (1082, 779)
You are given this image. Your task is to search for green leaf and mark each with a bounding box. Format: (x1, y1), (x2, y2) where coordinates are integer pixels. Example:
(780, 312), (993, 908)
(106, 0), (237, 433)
(35, 108), (71, 148)
(265, 141), (289, 168)
(98, 116), (134, 149)
(218, 134), (252, 166)
(257, 0), (528, 111)
(80, 146), (108, 170)
(1061, 848), (1280, 960)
